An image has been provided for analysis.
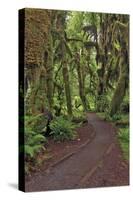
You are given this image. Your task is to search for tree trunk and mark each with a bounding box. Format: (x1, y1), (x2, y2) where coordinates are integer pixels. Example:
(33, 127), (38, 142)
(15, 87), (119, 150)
(110, 15), (129, 116)
(45, 29), (54, 111)
(110, 50), (128, 116)
(24, 9), (53, 114)
(76, 54), (88, 111)
(62, 41), (72, 116)
(58, 11), (72, 116)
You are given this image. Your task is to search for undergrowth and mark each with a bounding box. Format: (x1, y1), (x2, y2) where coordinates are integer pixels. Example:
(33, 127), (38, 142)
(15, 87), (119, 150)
(23, 114), (47, 174)
(50, 116), (77, 141)
(118, 127), (129, 160)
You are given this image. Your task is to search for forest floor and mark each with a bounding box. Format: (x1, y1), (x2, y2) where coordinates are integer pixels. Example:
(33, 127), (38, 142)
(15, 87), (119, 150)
(26, 122), (95, 180)
(25, 113), (129, 192)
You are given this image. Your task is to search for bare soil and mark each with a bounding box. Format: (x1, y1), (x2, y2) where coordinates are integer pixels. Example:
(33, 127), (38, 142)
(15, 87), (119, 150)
(82, 140), (129, 188)
(26, 122), (95, 181)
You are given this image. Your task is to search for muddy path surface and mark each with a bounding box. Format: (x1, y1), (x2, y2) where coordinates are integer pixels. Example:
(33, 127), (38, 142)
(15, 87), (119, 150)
(25, 113), (127, 192)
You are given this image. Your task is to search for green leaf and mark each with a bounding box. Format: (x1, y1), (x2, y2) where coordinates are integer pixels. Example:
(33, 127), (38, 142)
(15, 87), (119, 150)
(25, 145), (34, 158)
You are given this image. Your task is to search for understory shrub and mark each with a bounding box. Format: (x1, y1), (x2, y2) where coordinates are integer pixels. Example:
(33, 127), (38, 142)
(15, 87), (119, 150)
(50, 116), (77, 141)
(118, 127), (129, 143)
(25, 128), (46, 159)
(24, 115), (47, 159)
(25, 114), (47, 133)
(118, 127), (129, 160)
(96, 95), (110, 112)
(109, 113), (121, 121)
(23, 114), (48, 174)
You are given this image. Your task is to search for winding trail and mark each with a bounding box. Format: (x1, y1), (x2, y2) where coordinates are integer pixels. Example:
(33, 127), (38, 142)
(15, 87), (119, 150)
(26, 113), (116, 192)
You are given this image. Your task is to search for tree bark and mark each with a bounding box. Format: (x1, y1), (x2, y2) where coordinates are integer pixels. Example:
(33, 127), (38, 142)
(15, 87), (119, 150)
(24, 9), (53, 114)
(76, 53), (88, 111)
(45, 29), (54, 111)
(62, 41), (72, 116)
(110, 50), (128, 116)
(110, 15), (129, 116)
(57, 12), (72, 116)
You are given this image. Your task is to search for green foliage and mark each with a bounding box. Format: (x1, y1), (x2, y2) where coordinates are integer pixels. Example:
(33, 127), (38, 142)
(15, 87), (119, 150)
(118, 128), (129, 142)
(84, 13), (100, 27)
(109, 113), (121, 121)
(25, 114), (47, 132)
(50, 116), (77, 141)
(97, 112), (129, 125)
(120, 92), (129, 113)
(23, 10), (129, 177)
(24, 115), (47, 159)
(73, 109), (85, 119)
(25, 144), (42, 158)
(25, 131), (45, 159)
(109, 113), (129, 126)
(118, 127), (129, 160)
(114, 40), (121, 50)
(66, 12), (84, 38)
(96, 95), (110, 112)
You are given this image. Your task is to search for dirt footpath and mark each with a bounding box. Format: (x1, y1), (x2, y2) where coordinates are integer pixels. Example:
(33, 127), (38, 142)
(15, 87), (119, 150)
(25, 113), (129, 192)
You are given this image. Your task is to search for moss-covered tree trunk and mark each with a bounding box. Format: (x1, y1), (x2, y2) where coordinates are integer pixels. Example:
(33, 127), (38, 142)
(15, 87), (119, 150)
(61, 40), (72, 116)
(110, 17), (129, 116)
(75, 53), (87, 111)
(110, 50), (128, 116)
(57, 12), (72, 116)
(96, 14), (108, 112)
(24, 9), (53, 114)
(44, 30), (54, 111)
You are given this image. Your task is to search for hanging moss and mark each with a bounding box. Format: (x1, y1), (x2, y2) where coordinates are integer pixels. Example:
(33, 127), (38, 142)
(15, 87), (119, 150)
(45, 29), (54, 111)
(75, 52), (88, 111)
(58, 12), (73, 116)
(110, 51), (128, 116)
(24, 8), (54, 114)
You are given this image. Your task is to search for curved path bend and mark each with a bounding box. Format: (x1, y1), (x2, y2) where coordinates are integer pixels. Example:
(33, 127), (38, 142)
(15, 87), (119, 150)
(26, 113), (115, 192)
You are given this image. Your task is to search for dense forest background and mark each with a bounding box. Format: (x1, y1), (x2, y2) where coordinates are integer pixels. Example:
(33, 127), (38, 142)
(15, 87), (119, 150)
(20, 9), (129, 173)
(24, 9), (129, 116)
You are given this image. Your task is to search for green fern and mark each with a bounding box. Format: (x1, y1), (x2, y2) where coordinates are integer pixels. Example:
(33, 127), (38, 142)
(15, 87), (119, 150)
(24, 114), (47, 159)
(25, 145), (34, 158)
(50, 116), (77, 141)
